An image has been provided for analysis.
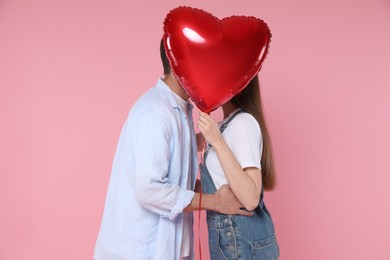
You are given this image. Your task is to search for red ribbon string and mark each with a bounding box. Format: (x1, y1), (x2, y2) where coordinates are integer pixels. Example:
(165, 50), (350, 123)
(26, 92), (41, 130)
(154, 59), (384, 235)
(198, 139), (206, 260)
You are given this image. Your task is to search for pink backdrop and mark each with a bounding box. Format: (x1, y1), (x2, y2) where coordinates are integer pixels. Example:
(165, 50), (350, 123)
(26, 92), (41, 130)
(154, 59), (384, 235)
(1, 0), (390, 259)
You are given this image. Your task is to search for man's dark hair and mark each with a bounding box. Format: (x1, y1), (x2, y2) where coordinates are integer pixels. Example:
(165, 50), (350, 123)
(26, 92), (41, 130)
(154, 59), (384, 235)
(160, 39), (171, 75)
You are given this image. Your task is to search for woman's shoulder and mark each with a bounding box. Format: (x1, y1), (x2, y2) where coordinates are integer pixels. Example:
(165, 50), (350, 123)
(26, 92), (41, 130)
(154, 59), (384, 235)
(229, 112), (261, 135)
(233, 112), (259, 126)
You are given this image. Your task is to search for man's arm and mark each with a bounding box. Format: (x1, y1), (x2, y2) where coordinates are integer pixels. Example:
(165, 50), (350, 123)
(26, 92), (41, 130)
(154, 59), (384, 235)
(129, 111), (195, 220)
(184, 184), (254, 216)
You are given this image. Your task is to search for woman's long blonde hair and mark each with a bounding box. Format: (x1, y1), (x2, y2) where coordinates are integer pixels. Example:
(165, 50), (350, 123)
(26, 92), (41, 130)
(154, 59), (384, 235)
(231, 75), (276, 190)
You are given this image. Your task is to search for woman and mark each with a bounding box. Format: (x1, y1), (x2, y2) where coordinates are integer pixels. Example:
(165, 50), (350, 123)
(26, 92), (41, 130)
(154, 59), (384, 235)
(197, 75), (279, 260)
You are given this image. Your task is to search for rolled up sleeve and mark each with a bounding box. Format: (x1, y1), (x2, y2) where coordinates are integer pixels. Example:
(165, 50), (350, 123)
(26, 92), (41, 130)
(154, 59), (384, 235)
(168, 188), (194, 220)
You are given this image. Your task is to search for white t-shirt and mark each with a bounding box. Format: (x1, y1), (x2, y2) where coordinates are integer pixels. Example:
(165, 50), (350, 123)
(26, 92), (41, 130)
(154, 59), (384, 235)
(205, 109), (263, 190)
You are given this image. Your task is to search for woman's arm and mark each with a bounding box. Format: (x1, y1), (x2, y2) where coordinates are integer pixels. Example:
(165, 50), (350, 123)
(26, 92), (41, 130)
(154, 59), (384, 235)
(198, 112), (262, 211)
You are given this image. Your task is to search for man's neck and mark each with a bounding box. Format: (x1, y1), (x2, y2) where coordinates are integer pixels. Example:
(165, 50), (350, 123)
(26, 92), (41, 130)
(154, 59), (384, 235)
(162, 74), (189, 101)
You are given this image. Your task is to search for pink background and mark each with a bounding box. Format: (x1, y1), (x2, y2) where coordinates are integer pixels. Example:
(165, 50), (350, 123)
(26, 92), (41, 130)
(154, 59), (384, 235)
(1, 0), (390, 259)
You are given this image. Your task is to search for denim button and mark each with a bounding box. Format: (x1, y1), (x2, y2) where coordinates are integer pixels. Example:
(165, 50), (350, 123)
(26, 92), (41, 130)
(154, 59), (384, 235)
(229, 245), (234, 250)
(226, 232), (232, 237)
(223, 219), (229, 223)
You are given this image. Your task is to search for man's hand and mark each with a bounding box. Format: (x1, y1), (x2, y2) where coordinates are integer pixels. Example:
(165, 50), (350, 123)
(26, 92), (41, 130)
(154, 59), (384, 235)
(214, 185), (254, 216)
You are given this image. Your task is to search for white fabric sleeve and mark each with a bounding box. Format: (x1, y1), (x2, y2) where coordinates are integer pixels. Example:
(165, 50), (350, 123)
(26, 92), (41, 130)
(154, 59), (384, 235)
(226, 113), (263, 170)
(128, 111), (194, 220)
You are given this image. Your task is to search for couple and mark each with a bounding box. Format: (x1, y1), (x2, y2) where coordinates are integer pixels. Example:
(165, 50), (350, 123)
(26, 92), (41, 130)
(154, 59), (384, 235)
(94, 39), (279, 260)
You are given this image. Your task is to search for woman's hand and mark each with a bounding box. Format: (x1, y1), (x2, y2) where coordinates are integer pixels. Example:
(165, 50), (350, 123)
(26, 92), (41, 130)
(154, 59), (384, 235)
(198, 112), (223, 149)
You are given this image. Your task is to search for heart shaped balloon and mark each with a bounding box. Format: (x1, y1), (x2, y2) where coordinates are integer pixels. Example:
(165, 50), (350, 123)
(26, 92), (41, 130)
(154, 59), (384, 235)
(163, 6), (271, 112)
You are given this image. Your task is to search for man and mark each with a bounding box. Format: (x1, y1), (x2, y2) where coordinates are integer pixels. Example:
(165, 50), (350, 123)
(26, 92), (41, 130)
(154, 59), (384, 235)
(94, 40), (252, 260)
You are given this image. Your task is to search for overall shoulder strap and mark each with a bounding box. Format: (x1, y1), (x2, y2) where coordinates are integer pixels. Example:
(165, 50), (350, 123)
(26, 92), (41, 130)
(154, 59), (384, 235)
(220, 109), (246, 133)
(204, 109), (246, 152)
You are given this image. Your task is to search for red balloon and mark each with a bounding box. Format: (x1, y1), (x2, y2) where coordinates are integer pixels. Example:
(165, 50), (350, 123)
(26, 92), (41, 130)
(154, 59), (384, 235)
(163, 6), (272, 112)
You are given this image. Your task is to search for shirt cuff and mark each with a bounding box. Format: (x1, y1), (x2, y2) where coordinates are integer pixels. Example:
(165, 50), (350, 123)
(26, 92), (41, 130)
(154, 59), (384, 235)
(241, 161), (261, 170)
(168, 189), (195, 221)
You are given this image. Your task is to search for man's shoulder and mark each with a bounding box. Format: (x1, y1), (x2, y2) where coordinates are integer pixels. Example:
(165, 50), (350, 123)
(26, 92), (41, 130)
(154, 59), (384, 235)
(128, 87), (176, 123)
(138, 85), (172, 106)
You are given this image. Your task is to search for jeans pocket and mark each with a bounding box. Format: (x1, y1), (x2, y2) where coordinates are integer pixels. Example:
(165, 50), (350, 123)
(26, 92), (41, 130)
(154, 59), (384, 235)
(216, 226), (237, 260)
(251, 235), (279, 260)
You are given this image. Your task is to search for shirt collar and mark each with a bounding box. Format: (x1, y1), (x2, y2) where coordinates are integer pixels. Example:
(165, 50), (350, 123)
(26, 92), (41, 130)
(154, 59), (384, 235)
(156, 78), (194, 113)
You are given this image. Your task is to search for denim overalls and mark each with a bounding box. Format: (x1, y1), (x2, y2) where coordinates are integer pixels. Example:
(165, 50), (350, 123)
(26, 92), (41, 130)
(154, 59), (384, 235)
(200, 109), (280, 260)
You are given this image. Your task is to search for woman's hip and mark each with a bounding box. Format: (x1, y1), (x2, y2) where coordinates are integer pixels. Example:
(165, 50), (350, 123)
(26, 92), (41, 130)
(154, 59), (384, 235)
(206, 213), (279, 260)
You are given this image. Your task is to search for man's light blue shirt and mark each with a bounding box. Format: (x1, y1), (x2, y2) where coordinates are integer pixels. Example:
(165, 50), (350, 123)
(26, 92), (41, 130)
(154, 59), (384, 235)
(94, 79), (198, 260)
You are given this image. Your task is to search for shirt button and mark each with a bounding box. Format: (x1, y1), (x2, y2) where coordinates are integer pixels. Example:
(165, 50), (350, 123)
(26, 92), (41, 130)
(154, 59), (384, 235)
(226, 232), (232, 237)
(229, 245), (234, 250)
(223, 219), (229, 223)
